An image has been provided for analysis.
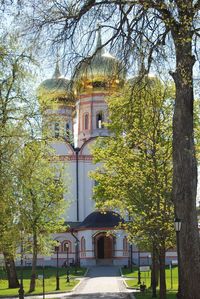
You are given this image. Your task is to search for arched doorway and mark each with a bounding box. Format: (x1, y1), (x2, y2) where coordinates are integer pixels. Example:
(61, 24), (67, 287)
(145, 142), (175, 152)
(94, 233), (113, 260)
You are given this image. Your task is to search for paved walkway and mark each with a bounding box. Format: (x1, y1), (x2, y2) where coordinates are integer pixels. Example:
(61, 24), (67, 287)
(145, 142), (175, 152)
(5, 266), (135, 299)
(72, 266), (132, 297)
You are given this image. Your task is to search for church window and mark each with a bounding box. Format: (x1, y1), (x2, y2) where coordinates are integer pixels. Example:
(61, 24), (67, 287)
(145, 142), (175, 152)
(92, 81), (106, 88)
(96, 112), (104, 129)
(66, 122), (70, 139)
(123, 236), (128, 256)
(81, 237), (86, 257)
(84, 113), (89, 130)
(94, 180), (99, 186)
(66, 122), (70, 131)
(54, 122), (59, 138)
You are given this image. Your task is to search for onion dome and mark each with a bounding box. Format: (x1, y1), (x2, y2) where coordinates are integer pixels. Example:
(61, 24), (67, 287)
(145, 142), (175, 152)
(37, 61), (74, 106)
(77, 211), (124, 229)
(74, 27), (126, 93)
(128, 74), (162, 90)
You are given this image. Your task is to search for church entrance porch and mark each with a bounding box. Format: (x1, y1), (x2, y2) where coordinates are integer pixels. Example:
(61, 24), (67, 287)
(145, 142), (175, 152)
(94, 232), (114, 265)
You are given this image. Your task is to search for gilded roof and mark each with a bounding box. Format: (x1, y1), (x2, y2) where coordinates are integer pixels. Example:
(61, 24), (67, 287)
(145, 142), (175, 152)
(74, 28), (125, 91)
(37, 62), (74, 104)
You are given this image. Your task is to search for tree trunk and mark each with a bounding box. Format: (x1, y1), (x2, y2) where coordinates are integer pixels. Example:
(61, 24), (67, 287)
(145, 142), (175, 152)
(151, 244), (158, 297)
(159, 247), (166, 299)
(3, 252), (19, 288)
(171, 27), (200, 299)
(29, 230), (38, 293)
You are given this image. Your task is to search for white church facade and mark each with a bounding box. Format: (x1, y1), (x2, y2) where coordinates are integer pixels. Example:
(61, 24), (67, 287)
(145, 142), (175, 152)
(37, 30), (131, 267)
(36, 30), (184, 268)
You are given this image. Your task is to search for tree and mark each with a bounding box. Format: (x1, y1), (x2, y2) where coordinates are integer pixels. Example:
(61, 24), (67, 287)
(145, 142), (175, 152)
(91, 77), (175, 299)
(16, 140), (66, 293)
(0, 31), (37, 288)
(0, 29), (65, 293)
(22, 2), (200, 297)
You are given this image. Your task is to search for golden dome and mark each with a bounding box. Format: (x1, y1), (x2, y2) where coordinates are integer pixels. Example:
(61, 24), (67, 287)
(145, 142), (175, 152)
(74, 28), (125, 92)
(128, 74), (161, 88)
(37, 62), (74, 106)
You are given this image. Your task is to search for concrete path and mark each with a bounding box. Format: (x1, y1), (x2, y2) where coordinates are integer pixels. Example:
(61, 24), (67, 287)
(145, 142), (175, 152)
(4, 266), (135, 299)
(68, 265), (135, 299)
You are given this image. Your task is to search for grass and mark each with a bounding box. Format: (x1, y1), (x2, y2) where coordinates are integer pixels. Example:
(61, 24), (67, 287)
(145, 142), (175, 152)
(134, 291), (177, 299)
(0, 266), (86, 297)
(122, 266), (178, 299)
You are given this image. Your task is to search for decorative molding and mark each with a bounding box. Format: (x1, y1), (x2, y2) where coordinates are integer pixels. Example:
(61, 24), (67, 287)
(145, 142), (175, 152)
(79, 100), (106, 106)
(51, 155), (93, 162)
(78, 227), (124, 231)
(79, 92), (107, 99)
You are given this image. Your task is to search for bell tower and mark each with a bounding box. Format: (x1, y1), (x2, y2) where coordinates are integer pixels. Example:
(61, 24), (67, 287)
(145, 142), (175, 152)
(74, 27), (124, 147)
(37, 60), (75, 144)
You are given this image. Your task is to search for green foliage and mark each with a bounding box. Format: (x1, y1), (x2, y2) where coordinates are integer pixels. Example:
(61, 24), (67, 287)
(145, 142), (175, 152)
(0, 31), (66, 260)
(15, 140), (66, 253)
(91, 76), (175, 251)
(0, 32), (37, 257)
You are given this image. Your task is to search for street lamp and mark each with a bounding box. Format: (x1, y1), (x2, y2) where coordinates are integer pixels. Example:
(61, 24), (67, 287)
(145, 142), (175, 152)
(174, 217), (182, 299)
(129, 243), (133, 272)
(147, 254), (151, 266)
(42, 256), (51, 299)
(42, 261), (45, 299)
(55, 241), (60, 290)
(174, 218), (181, 232)
(74, 241), (79, 273)
(138, 248), (141, 285)
(18, 230), (24, 299)
(65, 243), (70, 283)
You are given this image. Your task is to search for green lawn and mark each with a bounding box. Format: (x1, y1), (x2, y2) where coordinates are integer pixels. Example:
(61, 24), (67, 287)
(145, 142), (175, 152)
(0, 266), (86, 297)
(122, 266), (178, 299)
(134, 291), (177, 299)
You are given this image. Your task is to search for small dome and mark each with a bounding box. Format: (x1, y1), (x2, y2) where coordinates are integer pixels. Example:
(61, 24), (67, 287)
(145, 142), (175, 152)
(74, 28), (125, 92)
(128, 73), (159, 86)
(78, 211), (124, 229)
(37, 62), (74, 105)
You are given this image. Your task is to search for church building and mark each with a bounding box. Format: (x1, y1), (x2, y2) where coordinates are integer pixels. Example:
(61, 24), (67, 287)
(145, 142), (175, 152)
(37, 30), (131, 267)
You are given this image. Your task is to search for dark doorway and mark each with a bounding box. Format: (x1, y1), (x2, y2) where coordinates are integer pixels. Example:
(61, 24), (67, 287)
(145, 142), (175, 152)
(96, 235), (113, 259)
(97, 236), (104, 258)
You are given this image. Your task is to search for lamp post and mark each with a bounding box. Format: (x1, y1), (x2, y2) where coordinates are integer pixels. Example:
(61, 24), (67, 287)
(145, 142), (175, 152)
(65, 243), (70, 283)
(147, 254), (151, 266)
(42, 256), (51, 299)
(42, 261), (45, 299)
(18, 230), (24, 299)
(55, 242), (60, 290)
(129, 243), (133, 272)
(174, 217), (182, 299)
(74, 241), (79, 273)
(138, 248), (141, 285)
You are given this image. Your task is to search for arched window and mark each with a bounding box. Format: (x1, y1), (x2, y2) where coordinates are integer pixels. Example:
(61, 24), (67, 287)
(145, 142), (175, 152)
(66, 122), (70, 131)
(84, 113), (89, 130)
(81, 237), (86, 257)
(123, 236), (128, 256)
(54, 122), (59, 138)
(66, 122), (70, 139)
(94, 180), (99, 187)
(96, 112), (104, 129)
